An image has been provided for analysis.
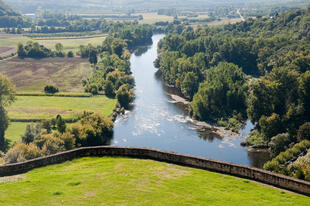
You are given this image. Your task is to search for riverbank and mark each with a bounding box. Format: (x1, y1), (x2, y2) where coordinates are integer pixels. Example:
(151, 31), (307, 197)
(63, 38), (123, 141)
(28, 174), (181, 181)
(169, 93), (242, 137)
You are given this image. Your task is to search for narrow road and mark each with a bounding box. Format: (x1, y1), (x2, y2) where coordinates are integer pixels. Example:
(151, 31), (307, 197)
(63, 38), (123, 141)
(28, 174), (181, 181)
(237, 9), (245, 21)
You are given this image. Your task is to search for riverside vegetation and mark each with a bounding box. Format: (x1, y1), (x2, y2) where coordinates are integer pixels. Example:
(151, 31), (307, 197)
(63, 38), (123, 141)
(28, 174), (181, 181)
(0, 18), (153, 164)
(155, 8), (310, 180)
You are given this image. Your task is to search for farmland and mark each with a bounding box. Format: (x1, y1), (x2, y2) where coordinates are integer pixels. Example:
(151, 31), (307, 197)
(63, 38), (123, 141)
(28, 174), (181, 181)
(7, 95), (117, 121)
(0, 33), (107, 57)
(0, 57), (91, 92)
(33, 34), (107, 52)
(0, 157), (309, 206)
(0, 33), (115, 146)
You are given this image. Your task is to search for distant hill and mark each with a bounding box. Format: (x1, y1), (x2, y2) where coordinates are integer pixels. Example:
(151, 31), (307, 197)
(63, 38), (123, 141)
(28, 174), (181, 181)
(0, 0), (20, 16)
(3, 0), (310, 14)
(0, 0), (30, 28)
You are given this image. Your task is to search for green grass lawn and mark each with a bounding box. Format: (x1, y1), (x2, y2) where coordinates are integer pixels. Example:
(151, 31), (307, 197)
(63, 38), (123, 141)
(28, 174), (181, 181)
(5, 122), (27, 144)
(0, 157), (309, 205)
(7, 95), (117, 121)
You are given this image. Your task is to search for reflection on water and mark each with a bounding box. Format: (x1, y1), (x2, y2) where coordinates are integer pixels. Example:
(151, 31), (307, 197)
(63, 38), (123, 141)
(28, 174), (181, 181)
(112, 34), (270, 168)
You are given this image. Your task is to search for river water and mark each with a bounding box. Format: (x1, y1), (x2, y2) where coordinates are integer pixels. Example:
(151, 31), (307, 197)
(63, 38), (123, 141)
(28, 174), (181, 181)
(112, 34), (270, 168)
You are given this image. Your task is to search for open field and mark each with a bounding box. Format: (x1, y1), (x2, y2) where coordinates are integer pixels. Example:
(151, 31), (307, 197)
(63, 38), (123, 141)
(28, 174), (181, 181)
(133, 12), (174, 24)
(0, 34), (30, 57)
(0, 157), (309, 205)
(0, 57), (92, 92)
(7, 95), (117, 121)
(5, 122), (28, 145)
(0, 33), (106, 57)
(207, 18), (243, 26)
(34, 34), (107, 52)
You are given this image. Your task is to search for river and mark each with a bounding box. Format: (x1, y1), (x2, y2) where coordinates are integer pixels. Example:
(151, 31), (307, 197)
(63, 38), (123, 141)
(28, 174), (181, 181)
(112, 34), (270, 168)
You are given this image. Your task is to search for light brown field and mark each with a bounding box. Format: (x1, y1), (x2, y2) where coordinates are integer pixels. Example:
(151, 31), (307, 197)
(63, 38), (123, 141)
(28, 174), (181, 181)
(133, 12), (174, 24)
(0, 57), (92, 92)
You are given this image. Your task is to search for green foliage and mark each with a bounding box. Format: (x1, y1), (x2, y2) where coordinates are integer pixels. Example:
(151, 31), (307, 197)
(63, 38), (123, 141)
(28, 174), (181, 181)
(71, 113), (114, 147)
(191, 62), (247, 121)
(297, 122), (310, 142)
(269, 133), (292, 157)
(67, 51), (74, 58)
(56, 115), (66, 133)
(17, 41), (54, 58)
(44, 85), (59, 94)
(21, 123), (41, 144)
(116, 84), (134, 109)
(264, 140), (310, 173)
(0, 74), (15, 148)
(181, 72), (198, 99)
(4, 142), (42, 163)
(88, 49), (98, 65)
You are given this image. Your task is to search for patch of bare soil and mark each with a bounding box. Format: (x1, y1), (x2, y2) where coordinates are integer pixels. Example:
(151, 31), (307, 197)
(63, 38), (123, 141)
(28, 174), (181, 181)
(0, 174), (25, 183)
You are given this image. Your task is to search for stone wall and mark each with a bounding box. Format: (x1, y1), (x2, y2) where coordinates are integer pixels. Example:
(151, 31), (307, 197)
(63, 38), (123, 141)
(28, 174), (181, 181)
(0, 146), (310, 196)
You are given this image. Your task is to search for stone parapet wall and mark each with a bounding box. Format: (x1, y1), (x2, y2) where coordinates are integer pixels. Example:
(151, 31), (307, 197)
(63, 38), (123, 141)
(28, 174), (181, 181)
(0, 146), (309, 196)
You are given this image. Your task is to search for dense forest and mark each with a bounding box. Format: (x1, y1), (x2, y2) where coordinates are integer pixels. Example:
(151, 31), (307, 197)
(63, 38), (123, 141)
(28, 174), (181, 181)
(155, 8), (310, 179)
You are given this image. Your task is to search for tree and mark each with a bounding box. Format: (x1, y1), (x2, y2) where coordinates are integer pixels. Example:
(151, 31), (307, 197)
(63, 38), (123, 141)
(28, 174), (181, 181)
(104, 80), (115, 97)
(55, 43), (64, 57)
(116, 84), (134, 109)
(21, 124), (41, 144)
(111, 38), (126, 57)
(67, 51), (74, 58)
(89, 49), (98, 65)
(0, 74), (15, 148)
(181, 72), (199, 99)
(17, 42), (26, 57)
(44, 85), (59, 94)
(56, 115), (66, 133)
(191, 62), (247, 121)
(55, 43), (63, 52)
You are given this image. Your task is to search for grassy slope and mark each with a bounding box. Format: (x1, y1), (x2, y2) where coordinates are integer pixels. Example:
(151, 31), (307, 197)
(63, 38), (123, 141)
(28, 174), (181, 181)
(7, 95), (117, 120)
(0, 157), (309, 205)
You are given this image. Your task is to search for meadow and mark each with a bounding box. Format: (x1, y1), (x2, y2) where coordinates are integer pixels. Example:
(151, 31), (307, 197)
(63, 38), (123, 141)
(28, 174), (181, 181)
(7, 95), (117, 121)
(0, 33), (106, 57)
(0, 157), (309, 205)
(133, 12), (174, 24)
(34, 34), (107, 52)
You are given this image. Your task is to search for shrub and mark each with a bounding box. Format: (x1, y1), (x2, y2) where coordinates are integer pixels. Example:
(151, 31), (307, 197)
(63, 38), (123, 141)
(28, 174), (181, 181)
(4, 143), (42, 163)
(44, 85), (59, 94)
(297, 122), (310, 142)
(40, 133), (65, 155)
(59, 131), (75, 150)
(21, 123), (41, 144)
(269, 133), (291, 157)
(72, 113), (113, 147)
(67, 51), (74, 58)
